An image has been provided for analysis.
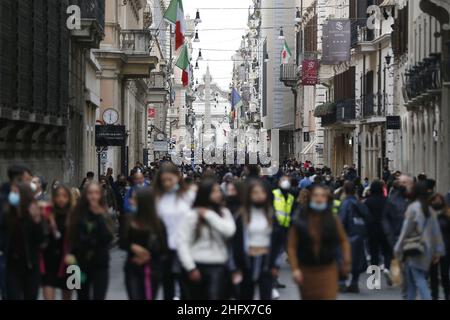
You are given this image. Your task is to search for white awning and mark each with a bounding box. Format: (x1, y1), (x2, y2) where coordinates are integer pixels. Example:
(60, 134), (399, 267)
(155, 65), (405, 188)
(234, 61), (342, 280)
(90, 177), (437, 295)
(301, 138), (317, 155)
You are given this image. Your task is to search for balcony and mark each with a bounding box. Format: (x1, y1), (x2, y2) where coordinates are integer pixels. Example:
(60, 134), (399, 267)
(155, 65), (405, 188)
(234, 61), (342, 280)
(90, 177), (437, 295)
(336, 99), (356, 123)
(403, 53), (443, 107)
(280, 64), (299, 88)
(314, 102), (337, 127)
(70, 0), (105, 48)
(362, 93), (385, 118)
(119, 30), (159, 78)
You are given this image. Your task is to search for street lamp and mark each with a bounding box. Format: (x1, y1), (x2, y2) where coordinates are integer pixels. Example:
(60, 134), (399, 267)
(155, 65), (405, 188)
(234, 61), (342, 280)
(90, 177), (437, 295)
(198, 49), (203, 61)
(278, 27), (285, 40)
(194, 30), (200, 43)
(295, 7), (302, 23)
(195, 61), (199, 70)
(385, 54), (392, 66)
(195, 9), (202, 24)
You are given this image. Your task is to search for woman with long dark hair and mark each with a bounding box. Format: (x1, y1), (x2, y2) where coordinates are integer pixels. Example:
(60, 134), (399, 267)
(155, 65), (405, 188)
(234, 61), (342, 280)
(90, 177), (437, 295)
(120, 188), (168, 300)
(41, 185), (73, 300)
(232, 179), (278, 300)
(287, 185), (351, 300)
(154, 163), (195, 300)
(68, 182), (114, 300)
(4, 183), (45, 300)
(395, 181), (445, 300)
(177, 178), (236, 300)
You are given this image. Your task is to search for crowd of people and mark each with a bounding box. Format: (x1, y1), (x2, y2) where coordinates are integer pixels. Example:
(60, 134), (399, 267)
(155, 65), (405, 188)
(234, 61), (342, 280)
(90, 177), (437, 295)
(0, 158), (449, 300)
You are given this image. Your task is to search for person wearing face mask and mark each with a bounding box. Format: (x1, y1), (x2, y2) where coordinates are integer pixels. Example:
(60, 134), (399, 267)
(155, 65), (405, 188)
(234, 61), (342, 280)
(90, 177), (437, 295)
(4, 183), (45, 300)
(288, 185), (351, 300)
(154, 163), (195, 300)
(0, 165), (34, 300)
(428, 193), (450, 300)
(123, 172), (149, 215)
(224, 181), (242, 217)
(271, 176), (296, 292)
(120, 188), (168, 300)
(231, 179), (279, 300)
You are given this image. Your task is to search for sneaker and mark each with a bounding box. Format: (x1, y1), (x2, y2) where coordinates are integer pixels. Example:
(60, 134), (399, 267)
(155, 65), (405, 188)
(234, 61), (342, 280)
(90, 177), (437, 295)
(384, 269), (393, 287)
(346, 284), (360, 294)
(272, 288), (280, 300)
(275, 279), (286, 289)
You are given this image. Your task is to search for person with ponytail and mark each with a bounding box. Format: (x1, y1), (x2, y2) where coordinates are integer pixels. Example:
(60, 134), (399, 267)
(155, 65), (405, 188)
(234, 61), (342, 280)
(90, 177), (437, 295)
(177, 178), (236, 300)
(120, 188), (168, 300)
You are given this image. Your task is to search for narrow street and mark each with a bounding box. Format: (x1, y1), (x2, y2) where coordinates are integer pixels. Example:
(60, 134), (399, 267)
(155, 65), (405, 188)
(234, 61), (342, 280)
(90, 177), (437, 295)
(105, 248), (401, 301)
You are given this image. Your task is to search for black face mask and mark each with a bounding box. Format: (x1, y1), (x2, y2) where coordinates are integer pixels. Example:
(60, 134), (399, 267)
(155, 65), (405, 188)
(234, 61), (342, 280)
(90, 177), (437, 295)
(252, 202), (266, 209)
(226, 195), (239, 205)
(431, 203), (445, 211)
(397, 186), (407, 195)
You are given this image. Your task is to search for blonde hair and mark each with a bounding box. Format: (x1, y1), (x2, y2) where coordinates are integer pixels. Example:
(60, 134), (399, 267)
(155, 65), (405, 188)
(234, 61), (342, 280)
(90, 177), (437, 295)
(70, 187), (81, 208)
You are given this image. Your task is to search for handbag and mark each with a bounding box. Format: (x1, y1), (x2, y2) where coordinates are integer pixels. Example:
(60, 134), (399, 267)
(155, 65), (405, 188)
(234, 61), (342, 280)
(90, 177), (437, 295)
(402, 217), (429, 257)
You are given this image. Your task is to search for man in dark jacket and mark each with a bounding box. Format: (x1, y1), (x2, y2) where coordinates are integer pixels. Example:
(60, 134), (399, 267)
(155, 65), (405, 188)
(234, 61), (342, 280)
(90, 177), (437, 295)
(339, 181), (369, 293)
(382, 175), (414, 248)
(365, 180), (392, 285)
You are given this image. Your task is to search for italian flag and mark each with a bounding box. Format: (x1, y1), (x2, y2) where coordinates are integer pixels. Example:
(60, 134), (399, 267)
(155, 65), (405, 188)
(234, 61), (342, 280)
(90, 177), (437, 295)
(164, 0), (186, 50)
(281, 41), (292, 64)
(175, 44), (190, 87)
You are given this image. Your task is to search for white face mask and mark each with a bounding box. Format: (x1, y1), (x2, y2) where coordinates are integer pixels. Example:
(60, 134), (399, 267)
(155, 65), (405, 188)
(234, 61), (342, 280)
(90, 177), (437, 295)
(280, 180), (291, 190)
(30, 182), (38, 193)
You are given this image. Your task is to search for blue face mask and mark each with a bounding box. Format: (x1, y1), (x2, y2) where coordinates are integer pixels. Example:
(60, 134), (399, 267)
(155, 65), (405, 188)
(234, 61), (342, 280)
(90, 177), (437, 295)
(129, 205), (138, 215)
(8, 192), (20, 207)
(171, 184), (180, 193)
(309, 201), (328, 212)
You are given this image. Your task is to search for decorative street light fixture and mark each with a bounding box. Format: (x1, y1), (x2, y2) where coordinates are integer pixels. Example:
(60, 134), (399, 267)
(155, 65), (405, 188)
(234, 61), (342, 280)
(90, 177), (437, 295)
(198, 49), (203, 60)
(195, 9), (202, 24)
(295, 7), (302, 23)
(194, 30), (200, 43)
(278, 27), (285, 40)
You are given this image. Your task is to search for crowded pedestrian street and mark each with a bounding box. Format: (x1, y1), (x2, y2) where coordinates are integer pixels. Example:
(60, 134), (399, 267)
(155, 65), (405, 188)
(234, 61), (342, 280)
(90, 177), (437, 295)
(1, 0), (450, 305)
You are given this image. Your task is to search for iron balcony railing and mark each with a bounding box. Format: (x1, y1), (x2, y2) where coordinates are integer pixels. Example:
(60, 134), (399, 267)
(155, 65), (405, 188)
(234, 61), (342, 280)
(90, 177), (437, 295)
(336, 99), (356, 122)
(280, 63), (298, 83)
(362, 92), (385, 118)
(404, 53), (442, 101)
(120, 30), (153, 54)
(71, 0), (105, 32)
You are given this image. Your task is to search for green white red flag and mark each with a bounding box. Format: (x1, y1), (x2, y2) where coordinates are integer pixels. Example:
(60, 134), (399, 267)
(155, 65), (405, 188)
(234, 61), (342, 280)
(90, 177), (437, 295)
(281, 41), (292, 64)
(175, 44), (190, 87)
(164, 0), (186, 50)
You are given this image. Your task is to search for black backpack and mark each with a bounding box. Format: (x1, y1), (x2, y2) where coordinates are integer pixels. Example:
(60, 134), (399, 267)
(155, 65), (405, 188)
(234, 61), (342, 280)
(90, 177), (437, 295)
(346, 202), (369, 237)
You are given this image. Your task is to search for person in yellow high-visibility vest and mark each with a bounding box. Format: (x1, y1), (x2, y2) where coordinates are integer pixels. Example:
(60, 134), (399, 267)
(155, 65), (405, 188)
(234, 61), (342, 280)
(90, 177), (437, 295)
(271, 176), (296, 292)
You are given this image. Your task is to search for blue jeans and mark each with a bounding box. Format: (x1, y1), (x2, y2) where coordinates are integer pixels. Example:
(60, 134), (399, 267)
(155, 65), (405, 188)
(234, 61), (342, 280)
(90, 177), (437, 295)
(0, 253), (5, 299)
(405, 262), (432, 300)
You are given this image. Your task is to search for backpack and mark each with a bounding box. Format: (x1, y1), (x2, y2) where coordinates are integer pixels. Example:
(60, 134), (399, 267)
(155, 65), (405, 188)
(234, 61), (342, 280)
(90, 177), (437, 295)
(346, 201), (369, 237)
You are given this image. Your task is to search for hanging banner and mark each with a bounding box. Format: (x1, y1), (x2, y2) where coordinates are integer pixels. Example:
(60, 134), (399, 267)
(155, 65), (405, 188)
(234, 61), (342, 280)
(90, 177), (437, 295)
(302, 59), (319, 86)
(322, 19), (351, 65)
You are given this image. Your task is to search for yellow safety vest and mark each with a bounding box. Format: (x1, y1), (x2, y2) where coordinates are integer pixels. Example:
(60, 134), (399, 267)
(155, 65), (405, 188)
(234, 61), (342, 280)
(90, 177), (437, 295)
(273, 189), (295, 228)
(333, 199), (341, 216)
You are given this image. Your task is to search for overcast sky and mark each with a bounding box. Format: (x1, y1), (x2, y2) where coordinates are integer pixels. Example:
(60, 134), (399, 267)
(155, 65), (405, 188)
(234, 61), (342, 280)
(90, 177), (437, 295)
(183, 0), (253, 90)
